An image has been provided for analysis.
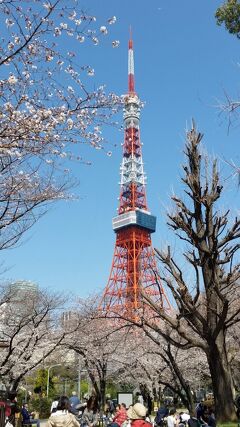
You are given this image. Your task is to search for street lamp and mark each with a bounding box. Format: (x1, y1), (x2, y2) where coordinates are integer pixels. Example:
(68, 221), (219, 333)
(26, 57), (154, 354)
(46, 364), (61, 398)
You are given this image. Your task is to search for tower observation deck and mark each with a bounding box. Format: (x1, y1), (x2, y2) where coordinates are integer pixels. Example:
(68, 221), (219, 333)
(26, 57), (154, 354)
(100, 35), (170, 320)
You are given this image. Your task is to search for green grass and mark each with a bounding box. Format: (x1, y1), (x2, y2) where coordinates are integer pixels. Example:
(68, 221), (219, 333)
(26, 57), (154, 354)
(218, 422), (239, 427)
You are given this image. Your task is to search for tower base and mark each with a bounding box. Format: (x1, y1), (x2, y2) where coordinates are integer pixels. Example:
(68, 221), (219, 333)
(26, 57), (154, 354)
(100, 226), (170, 320)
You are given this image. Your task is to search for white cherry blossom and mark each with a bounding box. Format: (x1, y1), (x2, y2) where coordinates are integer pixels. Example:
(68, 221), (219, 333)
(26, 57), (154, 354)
(77, 35), (85, 42)
(8, 75), (18, 84)
(87, 68), (95, 76)
(108, 16), (117, 25)
(92, 36), (99, 45)
(100, 26), (108, 35)
(0, 0), (122, 252)
(5, 18), (14, 27)
(112, 40), (120, 48)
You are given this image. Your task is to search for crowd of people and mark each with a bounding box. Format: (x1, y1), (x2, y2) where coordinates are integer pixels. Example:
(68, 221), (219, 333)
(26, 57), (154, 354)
(154, 402), (216, 427)
(47, 395), (152, 427)
(0, 390), (219, 427)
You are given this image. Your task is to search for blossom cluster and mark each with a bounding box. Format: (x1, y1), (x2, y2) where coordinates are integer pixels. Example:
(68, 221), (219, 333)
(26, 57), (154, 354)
(0, 0), (123, 249)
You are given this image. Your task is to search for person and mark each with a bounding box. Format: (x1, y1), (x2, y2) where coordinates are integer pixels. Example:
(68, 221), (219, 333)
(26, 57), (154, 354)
(146, 396), (152, 418)
(127, 403), (152, 427)
(7, 391), (20, 427)
(106, 399), (115, 415)
(178, 412), (190, 427)
(207, 408), (216, 427)
(111, 403), (127, 427)
(187, 416), (198, 427)
(0, 392), (11, 417)
(50, 397), (59, 414)
(21, 403), (40, 427)
(81, 396), (99, 427)
(69, 392), (80, 414)
(0, 404), (6, 427)
(0, 393), (11, 427)
(166, 408), (178, 427)
(136, 394), (144, 406)
(47, 396), (80, 427)
(188, 411), (207, 427)
(145, 412), (151, 424)
(155, 405), (169, 427)
(195, 403), (204, 421)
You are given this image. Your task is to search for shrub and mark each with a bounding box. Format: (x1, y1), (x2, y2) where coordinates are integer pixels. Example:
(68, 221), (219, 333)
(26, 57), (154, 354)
(30, 397), (51, 419)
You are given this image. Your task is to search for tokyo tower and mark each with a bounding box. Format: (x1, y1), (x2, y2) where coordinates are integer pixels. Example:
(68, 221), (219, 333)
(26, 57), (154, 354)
(100, 36), (170, 320)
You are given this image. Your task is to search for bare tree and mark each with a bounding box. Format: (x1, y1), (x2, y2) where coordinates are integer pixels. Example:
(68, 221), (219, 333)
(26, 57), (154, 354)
(136, 123), (240, 421)
(0, 0), (121, 249)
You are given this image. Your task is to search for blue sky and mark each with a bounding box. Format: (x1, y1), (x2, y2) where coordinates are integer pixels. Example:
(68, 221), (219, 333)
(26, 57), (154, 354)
(3, 0), (240, 298)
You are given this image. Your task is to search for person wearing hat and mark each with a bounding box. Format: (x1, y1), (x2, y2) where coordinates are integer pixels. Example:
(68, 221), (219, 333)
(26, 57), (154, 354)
(127, 403), (151, 427)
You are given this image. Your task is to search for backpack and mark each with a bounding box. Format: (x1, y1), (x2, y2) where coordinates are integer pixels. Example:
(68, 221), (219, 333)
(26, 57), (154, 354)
(109, 401), (115, 413)
(188, 418), (201, 427)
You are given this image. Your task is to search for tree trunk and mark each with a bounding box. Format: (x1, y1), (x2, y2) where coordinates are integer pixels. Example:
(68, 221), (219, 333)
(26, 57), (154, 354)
(99, 377), (106, 412)
(207, 339), (236, 422)
(165, 345), (195, 414)
(8, 379), (20, 392)
(184, 384), (195, 414)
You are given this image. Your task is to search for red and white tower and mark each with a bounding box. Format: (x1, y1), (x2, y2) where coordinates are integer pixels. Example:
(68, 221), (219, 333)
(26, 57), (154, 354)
(100, 36), (170, 319)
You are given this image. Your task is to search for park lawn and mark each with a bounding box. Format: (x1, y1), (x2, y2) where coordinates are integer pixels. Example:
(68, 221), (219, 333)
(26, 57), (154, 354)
(218, 423), (239, 427)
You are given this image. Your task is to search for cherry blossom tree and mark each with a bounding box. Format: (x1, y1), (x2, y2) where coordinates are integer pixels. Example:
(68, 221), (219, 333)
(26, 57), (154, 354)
(112, 327), (209, 413)
(65, 318), (126, 408)
(0, 281), (80, 390)
(0, 0), (121, 249)
(63, 300), (212, 413)
(61, 297), (144, 409)
(227, 321), (240, 390)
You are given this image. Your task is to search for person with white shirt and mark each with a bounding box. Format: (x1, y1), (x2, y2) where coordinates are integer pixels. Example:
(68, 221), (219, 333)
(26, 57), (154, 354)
(166, 409), (178, 427)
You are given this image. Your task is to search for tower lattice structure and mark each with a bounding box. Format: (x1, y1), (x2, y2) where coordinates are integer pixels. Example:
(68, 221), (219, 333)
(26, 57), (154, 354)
(100, 36), (170, 319)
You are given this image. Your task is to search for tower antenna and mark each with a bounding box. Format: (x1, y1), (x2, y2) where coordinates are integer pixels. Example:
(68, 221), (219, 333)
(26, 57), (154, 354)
(128, 27), (135, 93)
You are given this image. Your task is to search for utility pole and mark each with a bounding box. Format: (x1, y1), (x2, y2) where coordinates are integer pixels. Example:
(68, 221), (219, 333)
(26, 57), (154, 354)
(47, 364), (61, 398)
(78, 357), (81, 400)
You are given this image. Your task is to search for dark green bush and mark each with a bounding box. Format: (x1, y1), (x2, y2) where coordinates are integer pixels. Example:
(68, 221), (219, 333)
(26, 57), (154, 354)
(30, 397), (51, 419)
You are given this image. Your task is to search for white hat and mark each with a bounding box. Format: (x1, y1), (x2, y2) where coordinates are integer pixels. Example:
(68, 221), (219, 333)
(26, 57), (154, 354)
(127, 403), (147, 420)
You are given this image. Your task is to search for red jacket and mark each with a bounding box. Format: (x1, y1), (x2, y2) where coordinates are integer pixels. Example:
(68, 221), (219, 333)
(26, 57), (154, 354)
(113, 409), (128, 426)
(0, 401), (11, 417)
(131, 420), (152, 427)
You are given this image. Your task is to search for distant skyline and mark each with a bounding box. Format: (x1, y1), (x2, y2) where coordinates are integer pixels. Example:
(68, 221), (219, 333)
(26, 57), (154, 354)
(3, 0), (240, 299)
